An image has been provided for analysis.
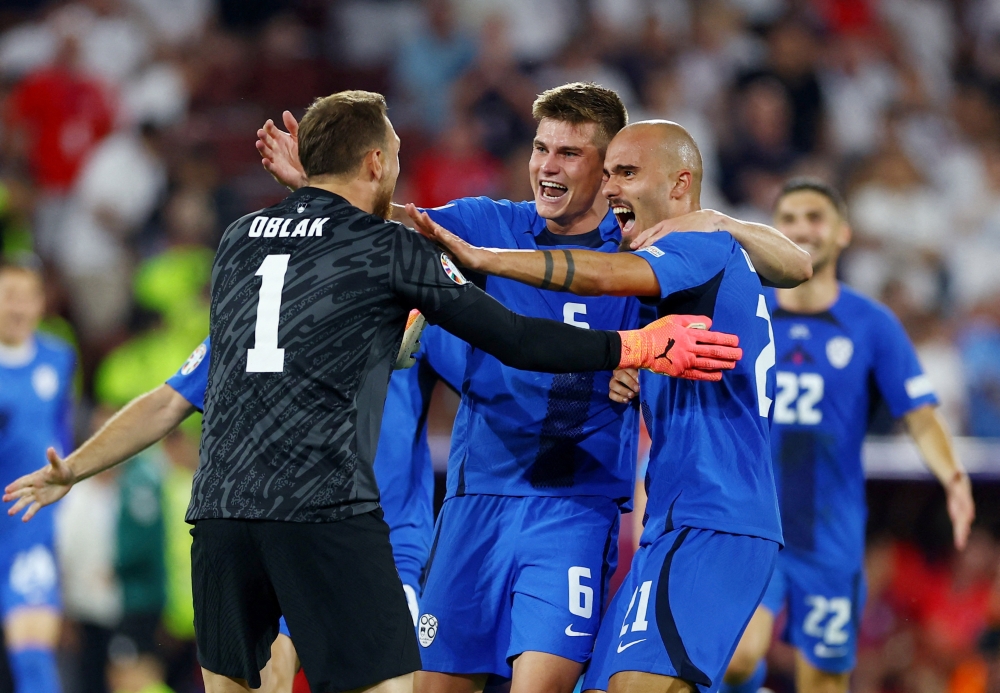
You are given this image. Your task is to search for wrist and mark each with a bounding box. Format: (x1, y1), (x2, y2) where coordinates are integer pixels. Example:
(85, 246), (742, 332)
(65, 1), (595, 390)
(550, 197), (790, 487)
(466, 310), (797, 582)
(945, 469), (969, 489)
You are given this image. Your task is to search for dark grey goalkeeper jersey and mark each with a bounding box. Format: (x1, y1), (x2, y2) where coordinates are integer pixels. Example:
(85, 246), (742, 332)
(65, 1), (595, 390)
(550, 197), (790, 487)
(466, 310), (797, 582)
(187, 187), (480, 523)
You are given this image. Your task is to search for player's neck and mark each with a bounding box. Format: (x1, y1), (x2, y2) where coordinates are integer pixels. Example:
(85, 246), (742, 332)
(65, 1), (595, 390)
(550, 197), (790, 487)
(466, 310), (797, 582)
(306, 178), (377, 215)
(544, 198), (608, 236)
(0, 335), (36, 367)
(776, 263), (839, 313)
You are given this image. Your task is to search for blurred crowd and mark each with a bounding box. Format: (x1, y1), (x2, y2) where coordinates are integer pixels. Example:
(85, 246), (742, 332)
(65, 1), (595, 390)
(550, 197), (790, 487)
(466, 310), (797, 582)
(1, 0), (1000, 692)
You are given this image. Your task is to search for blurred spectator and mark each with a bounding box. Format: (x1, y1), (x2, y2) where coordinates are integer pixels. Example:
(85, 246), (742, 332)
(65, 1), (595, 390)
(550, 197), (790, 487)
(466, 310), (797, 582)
(456, 0), (575, 64)
(747, 18), (826, 155)
(57, 122), (167, 345)
(959, 301), (1000, 438)
(124, 0), (211, 47)
(251, 14), (327, 115)
(410, 116), (504, 208)
(910, 311), (968, 435)
(820, 33), (900, 160)
(719, 77), (801, 210)
(4, 32), (114, 258)
(453, 15), (537, 158)
(51, 0), (151, 88)
(844, 143), (949, 311)
(391, 0), (476, 134)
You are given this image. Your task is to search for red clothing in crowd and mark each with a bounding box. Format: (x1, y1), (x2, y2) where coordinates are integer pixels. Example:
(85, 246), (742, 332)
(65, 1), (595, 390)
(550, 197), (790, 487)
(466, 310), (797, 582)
(7, 66), (114, 192)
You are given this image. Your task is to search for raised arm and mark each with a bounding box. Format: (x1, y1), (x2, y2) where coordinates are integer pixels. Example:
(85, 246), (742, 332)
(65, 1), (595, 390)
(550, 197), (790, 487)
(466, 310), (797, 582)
(4, 384), (195, 521)
(628, 209), (812, 288)
(904, 404), (975, 550)
(407, 205), (662, 297)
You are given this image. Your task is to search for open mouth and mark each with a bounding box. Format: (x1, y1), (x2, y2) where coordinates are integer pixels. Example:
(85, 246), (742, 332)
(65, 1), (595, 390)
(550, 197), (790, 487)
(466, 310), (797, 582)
(612, 203), (635, 234)
(539, 180), (568, 201)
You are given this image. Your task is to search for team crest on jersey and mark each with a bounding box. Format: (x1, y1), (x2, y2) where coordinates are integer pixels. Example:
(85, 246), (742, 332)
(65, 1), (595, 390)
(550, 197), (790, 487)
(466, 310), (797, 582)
(826, 336), (853, 369)
(418, 613), (438, 647)
(31, 365), (59, 401)
(181, 343), (208, 376)
(296, 202), (308, 213)
(440, 254), (467, 285)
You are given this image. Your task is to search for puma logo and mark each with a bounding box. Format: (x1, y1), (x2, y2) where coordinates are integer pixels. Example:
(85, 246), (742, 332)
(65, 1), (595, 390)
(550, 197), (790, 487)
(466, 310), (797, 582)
(655, 338), (676, 363)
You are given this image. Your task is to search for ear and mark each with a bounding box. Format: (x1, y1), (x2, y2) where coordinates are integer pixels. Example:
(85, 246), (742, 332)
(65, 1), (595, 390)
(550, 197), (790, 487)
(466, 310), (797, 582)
(364, 148), (384, 182)
(671, 170), (693, 199)
(837, 220), (852, 249)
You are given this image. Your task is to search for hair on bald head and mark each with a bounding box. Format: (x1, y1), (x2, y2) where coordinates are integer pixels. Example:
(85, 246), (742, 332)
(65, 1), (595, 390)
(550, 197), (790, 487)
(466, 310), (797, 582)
(624, 120), (703, 177)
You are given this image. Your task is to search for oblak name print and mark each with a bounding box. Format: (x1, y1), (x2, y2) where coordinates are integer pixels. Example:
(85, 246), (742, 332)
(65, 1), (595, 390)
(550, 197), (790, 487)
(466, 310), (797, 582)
(247, 215), (330, 239)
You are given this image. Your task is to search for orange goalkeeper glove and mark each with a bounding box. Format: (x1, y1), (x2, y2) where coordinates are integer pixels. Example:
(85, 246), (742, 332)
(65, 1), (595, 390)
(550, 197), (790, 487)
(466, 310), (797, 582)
(617, 315), (742, 381)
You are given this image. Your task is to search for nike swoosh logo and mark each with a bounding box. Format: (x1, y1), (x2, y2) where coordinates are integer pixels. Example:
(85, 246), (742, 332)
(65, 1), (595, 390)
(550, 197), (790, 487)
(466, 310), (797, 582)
(565, 625), (593, 637)
(617, 639), (646, 653)
(655, 338), (676, 363)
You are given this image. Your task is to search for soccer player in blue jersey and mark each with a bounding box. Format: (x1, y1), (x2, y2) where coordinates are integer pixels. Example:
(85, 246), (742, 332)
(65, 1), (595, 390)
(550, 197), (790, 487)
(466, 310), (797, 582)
(0, 260), (76, 693)
(5, 324), (468, 693)
(692, 179), (975, 693)
(257, 85), (810, 693)
(409, 119), (810, 693)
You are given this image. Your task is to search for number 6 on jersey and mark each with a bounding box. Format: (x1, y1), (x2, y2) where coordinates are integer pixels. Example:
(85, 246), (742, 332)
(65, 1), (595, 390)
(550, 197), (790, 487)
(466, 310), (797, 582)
(247, 254), (290, 373)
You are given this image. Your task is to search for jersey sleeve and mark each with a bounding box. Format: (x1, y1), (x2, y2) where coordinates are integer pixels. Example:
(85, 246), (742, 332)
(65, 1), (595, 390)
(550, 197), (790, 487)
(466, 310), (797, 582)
(633, 232), (736, 298)
(424, 197), (508, 245)
(389, 224), (482, 324)
(165, 338), (210, 412)
(870, 307), (939, 418)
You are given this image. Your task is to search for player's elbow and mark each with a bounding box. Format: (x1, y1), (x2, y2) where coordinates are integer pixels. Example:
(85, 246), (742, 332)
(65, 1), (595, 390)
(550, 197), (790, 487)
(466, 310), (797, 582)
(781, 250), (814, 287)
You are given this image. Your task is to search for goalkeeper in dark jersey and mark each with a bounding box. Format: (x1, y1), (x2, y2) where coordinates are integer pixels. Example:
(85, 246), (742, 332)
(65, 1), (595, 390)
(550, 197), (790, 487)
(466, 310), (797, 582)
(180, 91), (740, 693)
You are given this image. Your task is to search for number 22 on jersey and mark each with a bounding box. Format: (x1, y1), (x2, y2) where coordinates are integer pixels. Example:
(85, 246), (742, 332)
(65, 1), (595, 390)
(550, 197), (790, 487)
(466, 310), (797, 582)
(247, 254), (290, 373)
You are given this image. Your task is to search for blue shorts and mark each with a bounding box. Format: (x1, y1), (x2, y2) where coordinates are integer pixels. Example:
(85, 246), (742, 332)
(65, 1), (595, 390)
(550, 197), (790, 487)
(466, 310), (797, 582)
(583, 527), (777, 693)
(759, 552), (865, 673)
(0, 540), (61, 617)
(418, 494), (620, 678)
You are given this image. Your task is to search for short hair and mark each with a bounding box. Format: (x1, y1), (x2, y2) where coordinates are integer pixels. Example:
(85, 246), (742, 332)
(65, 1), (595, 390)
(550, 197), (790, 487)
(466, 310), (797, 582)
(776, 177), (847, 217)
(298, 90), (390, 178)
(0, 252), (42, 278)
(532, 82), (628, 149)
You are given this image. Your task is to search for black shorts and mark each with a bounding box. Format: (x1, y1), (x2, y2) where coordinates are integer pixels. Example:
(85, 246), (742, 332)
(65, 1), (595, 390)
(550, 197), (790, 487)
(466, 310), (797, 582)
(191, 509), (420, 692)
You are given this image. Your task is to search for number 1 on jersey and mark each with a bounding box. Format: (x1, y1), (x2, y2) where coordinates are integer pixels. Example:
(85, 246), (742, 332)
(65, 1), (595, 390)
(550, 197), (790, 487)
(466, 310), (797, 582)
(247, 254), (290, 373)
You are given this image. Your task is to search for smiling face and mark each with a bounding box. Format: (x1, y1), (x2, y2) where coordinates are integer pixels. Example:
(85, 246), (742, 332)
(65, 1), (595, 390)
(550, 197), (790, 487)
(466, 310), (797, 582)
(601, 122), (701, 246)
(773, 189), (850, 273)
(529, 118), (607, 227)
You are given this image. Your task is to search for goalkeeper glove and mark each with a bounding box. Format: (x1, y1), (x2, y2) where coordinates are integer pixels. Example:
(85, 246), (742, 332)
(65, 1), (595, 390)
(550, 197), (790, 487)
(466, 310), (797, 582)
(395, 310), (427, 369)
(618, 315), (741, 381)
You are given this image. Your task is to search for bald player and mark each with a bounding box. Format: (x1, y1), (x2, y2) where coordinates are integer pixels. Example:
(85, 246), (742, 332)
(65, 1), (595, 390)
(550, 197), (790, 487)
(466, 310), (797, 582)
(409, 120), (807, 693)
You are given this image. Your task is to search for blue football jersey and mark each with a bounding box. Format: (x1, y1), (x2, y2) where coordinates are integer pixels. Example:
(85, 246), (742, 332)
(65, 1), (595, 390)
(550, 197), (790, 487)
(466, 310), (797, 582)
(427, 198), (640, 500)
(765, 285), (937, 568)
(633, 232), (782, 546)
(0, 335), (75, 543)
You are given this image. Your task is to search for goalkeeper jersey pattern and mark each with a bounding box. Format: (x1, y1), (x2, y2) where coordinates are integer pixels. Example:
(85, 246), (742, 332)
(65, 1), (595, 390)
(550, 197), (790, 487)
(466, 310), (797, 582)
(634, 232), (782, 546)
(426, 197), (640, 502)
(188, 188), (478, 524)
(765, 285), (937, 568)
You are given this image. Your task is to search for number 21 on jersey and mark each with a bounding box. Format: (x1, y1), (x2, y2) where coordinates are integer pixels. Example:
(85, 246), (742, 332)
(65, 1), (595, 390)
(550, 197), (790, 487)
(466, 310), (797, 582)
(247, 254), (290, 373)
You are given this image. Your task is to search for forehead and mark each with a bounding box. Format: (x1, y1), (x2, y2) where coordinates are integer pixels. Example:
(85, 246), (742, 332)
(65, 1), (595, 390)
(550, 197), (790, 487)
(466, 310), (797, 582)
(535, 118), (599, 147)
(0, 269), (42, 290)
(604, 130), (654, 169)
(776, 190), (837, 215)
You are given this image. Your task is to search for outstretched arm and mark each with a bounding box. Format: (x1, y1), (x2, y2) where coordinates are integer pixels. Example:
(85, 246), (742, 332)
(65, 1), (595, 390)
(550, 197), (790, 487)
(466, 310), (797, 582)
(407, 205), (662, 297)
(4, 384), (195, 521)
(904, 404), (975, 550)
(628, 209), (812, 288)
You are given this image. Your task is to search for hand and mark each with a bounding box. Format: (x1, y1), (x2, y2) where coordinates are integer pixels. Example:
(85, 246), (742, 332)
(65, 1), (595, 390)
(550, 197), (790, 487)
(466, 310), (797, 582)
(256, 111), (308, 191)
(629, 209), (726, 250)
(3, 448), (76, 521)
(617, 315), (742, 380)
(610, 368), (640, 403)
(405, 204), (496, 272)
(945, 471), (975, 550)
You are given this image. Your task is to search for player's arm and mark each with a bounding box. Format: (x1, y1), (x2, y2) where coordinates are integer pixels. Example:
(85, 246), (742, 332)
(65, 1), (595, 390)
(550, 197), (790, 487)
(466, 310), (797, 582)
(390, 226), (742, 379)
(627, 209), (812, 288)
(904, 404), (975, 549)
(407, 205), (661, 297)
(3, 384), (195, 521)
